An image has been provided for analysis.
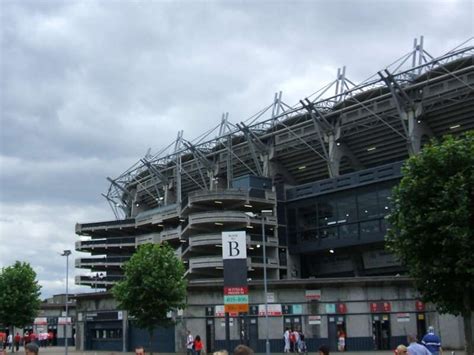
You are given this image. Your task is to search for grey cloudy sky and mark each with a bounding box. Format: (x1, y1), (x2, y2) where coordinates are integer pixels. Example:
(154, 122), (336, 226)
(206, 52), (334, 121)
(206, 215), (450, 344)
(1, 0), (473, 298)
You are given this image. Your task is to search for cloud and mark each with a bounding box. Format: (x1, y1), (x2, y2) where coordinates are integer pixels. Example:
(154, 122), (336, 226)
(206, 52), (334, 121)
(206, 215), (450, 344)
(1, 0), (472, 298)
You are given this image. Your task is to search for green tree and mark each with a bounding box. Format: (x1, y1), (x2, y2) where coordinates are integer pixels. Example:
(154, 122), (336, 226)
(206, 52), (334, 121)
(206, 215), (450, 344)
(112, 242), (187, 353)
(386, 131), (474, 352)
(0, 261), (42, 333)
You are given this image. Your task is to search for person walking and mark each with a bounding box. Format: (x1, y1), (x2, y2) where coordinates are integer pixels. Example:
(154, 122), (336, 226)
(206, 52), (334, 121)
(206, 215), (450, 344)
(407, 334), (431, 355)
(421, 326), (442, 355)
(193, 335), (203, 355)
(298, 330), (307, 354)
(14, 333), (21, 352)
(5, 333), (13, 350)
(290, 329), (298, 352)
(283, 328), (290, 353)
(23, 332), (30, 347)
(7, 334), (12, 351)
(337, 329), (346, 352)
(186, 330), (194, 355)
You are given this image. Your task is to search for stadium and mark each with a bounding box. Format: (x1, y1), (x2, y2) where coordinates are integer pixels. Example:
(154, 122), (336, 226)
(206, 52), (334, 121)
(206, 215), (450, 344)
(74, 37), (474, 352)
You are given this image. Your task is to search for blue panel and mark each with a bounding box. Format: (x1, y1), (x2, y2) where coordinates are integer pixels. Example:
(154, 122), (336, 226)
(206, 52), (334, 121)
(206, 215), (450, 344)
(345, 337), (376, 350)
(390, 335), (408, 349)
(128, 324), (175, 352)
(90, 339), (122, 351)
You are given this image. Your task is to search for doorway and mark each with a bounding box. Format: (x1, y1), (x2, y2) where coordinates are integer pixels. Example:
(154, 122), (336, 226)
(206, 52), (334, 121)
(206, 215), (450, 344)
(416, 313), (426, 341)
(248, 317), (258, 351)
(283, 316), (302, 352)
(372, 314), (390, 350)
(328, 316), (346, 352)
(205, 318), (215, 354)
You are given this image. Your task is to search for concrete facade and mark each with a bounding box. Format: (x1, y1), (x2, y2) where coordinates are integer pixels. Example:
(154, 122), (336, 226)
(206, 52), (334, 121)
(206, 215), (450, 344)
(74, 277), (466, 352)
(73, 42), (473, 352)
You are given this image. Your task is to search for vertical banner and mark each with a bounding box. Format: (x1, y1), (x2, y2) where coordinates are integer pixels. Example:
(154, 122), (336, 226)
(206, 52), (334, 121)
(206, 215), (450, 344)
(222, 231), (248, 313)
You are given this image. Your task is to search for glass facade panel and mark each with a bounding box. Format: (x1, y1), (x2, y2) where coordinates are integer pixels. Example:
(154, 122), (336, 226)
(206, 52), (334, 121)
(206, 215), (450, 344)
(319, 226), (337, 240)
(378, 188), (392, 215)
(302, 229), (319, 241)
(297, 203), (317, 229)
(287, 208), (297, 244)
(336, 195), (357, 223)
(286, 179), (399, 247)
(380, 218), (388, 234)
(317, 199), (337, 227)
(339, 222), (359, 240)
(357, 190), (379, 220)
(297, 203), (317, 241)
(360, 220), (380, 239)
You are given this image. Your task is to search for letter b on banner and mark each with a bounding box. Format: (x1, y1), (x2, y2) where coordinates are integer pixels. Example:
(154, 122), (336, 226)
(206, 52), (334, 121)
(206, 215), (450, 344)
(222, 231), (247, 259)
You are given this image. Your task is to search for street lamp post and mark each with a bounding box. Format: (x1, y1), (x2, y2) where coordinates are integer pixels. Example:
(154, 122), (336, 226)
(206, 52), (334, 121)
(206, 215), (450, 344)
(61, 250), (71, 355)
(261, 209), (272, 355)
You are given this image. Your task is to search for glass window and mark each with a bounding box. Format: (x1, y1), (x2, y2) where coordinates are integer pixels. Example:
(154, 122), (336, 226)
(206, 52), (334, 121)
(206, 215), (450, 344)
(302, 229), (319, 241)
(339, 223), (359, 240)
(360, 220), (380, 239)
(378, 188), (392, 215)
(357, 190), (379, 220)
(279, 250), (287, 266)
(287, 208), (296, 232)
(297, 203), (318, 231)
(380, 218), (389, 234)
(287, 209), (297, 244)
(336, 195), (357, 223)
(317, 199), (337, 227)
(319, 226), (337, 240)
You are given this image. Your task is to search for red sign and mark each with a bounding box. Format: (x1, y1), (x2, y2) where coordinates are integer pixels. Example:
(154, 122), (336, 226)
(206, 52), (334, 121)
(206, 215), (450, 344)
(337, 303), (347, 314)
(416, 301), (425, 311)
(370, 302), (391, 313)
(224, 287), (248, 295)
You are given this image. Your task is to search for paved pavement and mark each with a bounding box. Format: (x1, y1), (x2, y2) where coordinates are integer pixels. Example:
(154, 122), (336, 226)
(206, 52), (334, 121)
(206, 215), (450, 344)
(2, 347), (467, 355)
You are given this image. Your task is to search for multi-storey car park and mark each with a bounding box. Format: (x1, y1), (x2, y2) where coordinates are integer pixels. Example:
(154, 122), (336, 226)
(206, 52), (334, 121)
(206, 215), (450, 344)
(74, 37), (474, 352)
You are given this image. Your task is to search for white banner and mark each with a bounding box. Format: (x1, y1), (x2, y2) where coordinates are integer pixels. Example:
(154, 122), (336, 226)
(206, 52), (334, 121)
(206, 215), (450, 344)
(305, 290), (321, 300)
(308, 315), (322, 325)
(34, 317), (48, 325)
(258, 304), (282, 316)
(58, 317), (72, 325)
(222, 231), (247, 259)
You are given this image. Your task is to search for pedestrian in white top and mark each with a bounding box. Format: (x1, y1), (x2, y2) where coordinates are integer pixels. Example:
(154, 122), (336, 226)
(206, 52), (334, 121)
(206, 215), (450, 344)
(186, 330), (195, 355)
(283, 328), (290, 353)
(7, 334), (13, 350)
